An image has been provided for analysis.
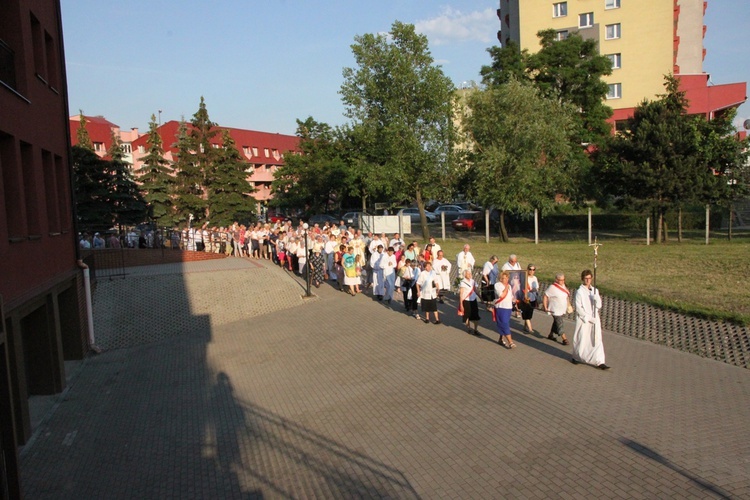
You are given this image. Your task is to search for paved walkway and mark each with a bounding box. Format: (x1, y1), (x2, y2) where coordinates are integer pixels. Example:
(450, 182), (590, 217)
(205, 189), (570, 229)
(20, 259), (750, 498)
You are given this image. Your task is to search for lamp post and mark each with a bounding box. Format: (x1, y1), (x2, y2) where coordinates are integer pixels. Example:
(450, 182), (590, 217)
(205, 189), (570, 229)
(303, 223), (311, 297)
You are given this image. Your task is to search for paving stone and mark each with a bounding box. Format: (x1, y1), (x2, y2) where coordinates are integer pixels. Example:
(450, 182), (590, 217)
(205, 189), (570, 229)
(18, 258), (750, 499)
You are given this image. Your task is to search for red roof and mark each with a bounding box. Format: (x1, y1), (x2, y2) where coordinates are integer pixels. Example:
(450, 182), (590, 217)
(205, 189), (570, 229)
(130, 120), (299, 165)
(69, 115), (117, 148)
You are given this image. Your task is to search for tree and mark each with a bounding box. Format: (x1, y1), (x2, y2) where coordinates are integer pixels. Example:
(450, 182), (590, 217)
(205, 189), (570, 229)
(107, 130), (147, 228)
(76, 110), (94, 151)
(481, 30), (613, 145)
(139, 114), (176, 227)
(208, 130), (256, 225)
(340, 21), (455, 239)
(172, 118), (205, 224)
(271, 117), (350, 214)
(71, 145), (114, 232)
(465, 79), (577, 241)
(593, 76), (746, 242)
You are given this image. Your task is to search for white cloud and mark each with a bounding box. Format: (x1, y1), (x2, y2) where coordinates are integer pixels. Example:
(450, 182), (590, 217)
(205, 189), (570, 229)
(415, 7), (497, 46)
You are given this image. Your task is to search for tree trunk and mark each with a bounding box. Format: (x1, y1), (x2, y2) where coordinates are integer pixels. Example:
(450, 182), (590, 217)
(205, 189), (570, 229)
(656, 209), (663, 244)
(415, 189), (430, 240)
(728, 203), (733, 241)
(499, 209), (508, 242)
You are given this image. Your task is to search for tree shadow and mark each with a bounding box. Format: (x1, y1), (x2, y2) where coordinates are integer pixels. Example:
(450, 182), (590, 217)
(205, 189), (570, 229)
(619, 438), (732, 499)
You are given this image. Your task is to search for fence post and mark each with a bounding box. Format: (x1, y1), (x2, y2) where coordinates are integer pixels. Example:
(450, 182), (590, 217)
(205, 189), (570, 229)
(705, 204), (710, 245)
(534, 209), (539, 244)
(646, 217), (650, 246)
(441, 212), (446, 241)
(588, 207), (592, 245)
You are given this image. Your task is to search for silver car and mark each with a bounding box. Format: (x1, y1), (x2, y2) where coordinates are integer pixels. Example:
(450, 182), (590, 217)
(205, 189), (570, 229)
(400, 208), (436, 223)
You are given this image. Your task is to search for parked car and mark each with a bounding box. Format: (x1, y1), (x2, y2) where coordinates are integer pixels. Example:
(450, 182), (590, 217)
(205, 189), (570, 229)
(400, 207), (437, 223)
(451, 211), (487, 231)
(341, 211), (360, 228)
(433, 204), (470, 221)
(307, 214), (339, 225)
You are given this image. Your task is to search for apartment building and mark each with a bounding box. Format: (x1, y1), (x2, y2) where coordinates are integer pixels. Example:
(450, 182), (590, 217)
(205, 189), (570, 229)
(71, 118), (299, 213)
(497, 0), (746, 127)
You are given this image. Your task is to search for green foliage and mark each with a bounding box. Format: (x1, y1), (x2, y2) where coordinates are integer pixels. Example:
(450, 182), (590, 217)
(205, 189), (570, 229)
(593, 76), (746, 241)
(271, 117), (351, 214)
(465, 80), (577, 240)
(107, 130), (147, 227)
(172, 117), (206, 224)
(208, 130), (256, 226)
(71, 144), (114, 231)
(340, 21), (455, 238)
(139, 115), (175, 226)
(76, 110), (94, 151)
(481, 30), (613, 144)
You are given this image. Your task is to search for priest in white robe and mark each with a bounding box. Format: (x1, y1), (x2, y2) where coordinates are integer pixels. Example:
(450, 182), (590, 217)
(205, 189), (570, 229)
(571, 269), (609, 370)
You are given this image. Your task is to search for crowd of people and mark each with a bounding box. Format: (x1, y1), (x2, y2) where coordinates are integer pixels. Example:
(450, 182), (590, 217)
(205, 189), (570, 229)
(81, 218), (609, 369)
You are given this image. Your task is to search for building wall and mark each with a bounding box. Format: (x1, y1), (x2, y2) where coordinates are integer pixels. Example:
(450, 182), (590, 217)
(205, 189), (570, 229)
(502, 0), (675, 111)
(0, 0), (88, 462)
(675, 0), (706, 75)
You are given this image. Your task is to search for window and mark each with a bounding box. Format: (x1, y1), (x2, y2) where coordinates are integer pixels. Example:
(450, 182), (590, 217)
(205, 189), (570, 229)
(122, 143), (132, 154)
(137, 145), (145, 154)
(264, 148), (269, 157)
(252, 147), (258, 156)
(605, 0), (621, 9)
(30, 13), (45, 80)
(44, 31), (58, 89)
(579, 12), (594, 28)
(607, 83), (622, 99)
(605, 23), (621, 39)
(555, 30), (570, 41)
(607, 53), (622, 69)
(553, 2), (567, 17)
(93, 142), (104, 152)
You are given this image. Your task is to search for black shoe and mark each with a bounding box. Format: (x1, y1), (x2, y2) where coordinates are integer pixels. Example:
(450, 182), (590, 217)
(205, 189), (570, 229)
(473, 329), (480, 336)
(548, 333), (556, 341)
(421, 318), (429, 324)
(597, 364), (610, 370)
(570, 358), (579, 365)
(434, 320), (441, 324)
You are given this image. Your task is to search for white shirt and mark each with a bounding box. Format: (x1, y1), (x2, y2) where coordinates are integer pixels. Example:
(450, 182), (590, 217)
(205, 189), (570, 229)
(482, 261), (498, 284)
(430, 243), (441, 262)
(456, 251), (475, 273)
(417, 270), (438, 300)
(381, 253), (397, 276)
(501, 261), (521, 271)
(545, 282), (570, 316)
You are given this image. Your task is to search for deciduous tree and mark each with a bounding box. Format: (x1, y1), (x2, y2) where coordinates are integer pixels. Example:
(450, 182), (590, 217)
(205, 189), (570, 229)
(340, 21), (455, 239)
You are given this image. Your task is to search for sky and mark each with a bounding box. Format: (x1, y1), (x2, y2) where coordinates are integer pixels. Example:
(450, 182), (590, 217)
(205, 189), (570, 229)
(60, 0), (750, 137)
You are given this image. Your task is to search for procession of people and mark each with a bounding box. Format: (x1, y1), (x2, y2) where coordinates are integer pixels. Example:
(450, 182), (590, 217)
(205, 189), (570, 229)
(87, 217), (608, 369)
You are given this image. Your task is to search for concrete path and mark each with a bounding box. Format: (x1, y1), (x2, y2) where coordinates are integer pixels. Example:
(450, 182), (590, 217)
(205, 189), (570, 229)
(20, 258), (750, 498)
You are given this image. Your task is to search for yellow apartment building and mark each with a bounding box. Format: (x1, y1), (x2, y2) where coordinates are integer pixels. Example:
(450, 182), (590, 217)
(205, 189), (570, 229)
(496, 0), (746, 126)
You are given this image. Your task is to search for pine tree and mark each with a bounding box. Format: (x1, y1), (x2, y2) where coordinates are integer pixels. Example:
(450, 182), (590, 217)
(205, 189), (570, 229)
(107, 130), (147, 228)
(139, 115), (175, 227)
(171, 97), (219, 224)
(208, 130), (256, 226)
(172, 118), (205, 224)
(76, 110), (94, 151)
(72, 145), (114, 232)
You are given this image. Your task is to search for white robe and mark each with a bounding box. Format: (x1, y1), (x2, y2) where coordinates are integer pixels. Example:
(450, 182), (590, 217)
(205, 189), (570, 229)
(572, 284), (605, 366)
(370, 251), (384, 296)
(433, 257), (452, 291)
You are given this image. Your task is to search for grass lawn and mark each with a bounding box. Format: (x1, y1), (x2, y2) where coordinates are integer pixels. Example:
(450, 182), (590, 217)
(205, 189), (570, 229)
(430, 236), (750, 325)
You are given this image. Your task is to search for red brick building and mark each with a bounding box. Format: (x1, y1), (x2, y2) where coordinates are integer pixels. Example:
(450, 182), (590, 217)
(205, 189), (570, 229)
(1, 1), (89, 495)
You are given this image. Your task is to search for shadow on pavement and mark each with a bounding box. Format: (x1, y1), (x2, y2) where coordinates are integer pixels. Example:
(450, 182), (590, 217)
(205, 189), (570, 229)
(619, 438), (732, 500)
(20, 261), (418, 499)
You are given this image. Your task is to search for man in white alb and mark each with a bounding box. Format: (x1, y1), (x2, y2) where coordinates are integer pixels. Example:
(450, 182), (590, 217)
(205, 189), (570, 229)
(432, 250), (452, 303)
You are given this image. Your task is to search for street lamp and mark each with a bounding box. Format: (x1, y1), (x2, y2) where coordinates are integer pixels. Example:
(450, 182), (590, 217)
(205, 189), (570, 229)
(303, 222), (311, 297)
